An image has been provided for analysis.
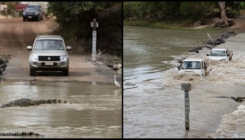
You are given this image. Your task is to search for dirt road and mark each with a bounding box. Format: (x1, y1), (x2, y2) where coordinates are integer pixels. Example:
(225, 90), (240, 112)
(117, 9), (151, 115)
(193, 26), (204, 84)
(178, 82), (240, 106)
(0, 17), (121, 84)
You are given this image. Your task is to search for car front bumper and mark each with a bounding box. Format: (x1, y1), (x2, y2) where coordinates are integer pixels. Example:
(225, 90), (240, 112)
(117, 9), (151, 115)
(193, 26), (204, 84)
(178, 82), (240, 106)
(29, 61), (69, 70)
(23, 15), (39, 19)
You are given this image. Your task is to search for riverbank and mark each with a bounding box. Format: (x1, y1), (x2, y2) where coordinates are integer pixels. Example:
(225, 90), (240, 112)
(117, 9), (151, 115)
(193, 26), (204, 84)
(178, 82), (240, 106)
(124, 16), (245, 32)
(124, 19), (212, 31)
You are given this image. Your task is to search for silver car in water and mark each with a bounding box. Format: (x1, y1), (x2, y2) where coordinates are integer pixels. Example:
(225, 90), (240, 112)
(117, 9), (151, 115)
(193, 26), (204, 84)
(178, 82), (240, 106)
(27, 35), (71, 76)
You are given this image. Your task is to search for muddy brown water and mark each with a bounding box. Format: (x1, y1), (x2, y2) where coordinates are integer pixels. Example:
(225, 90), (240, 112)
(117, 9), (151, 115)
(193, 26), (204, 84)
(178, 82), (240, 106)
(0, 80), (122, 138)
(124, 26), (245, 138)
(124, 26), (226, 90)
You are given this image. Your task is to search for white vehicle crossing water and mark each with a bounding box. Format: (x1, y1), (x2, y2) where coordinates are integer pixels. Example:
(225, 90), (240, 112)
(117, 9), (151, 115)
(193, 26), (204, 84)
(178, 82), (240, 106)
(206, 48), (233, 61)
(177, 58), (209, 76)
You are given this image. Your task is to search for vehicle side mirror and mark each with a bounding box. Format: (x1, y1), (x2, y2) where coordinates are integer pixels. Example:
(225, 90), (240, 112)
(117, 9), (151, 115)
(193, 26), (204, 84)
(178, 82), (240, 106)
(66, 46), (72, 51)
(177, 66), (180, 71)
(206, 54), (209, 56)
(27, 46), (32, 50)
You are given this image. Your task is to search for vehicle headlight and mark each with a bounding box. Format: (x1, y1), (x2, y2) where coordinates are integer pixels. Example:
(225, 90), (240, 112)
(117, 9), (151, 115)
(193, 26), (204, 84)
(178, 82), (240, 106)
(34, 12), (39, 15)
(60, 55), (68, 61)
(220, 58), (226, 61)
(30, 54), (38, 61)
(23, 12), (26, 15)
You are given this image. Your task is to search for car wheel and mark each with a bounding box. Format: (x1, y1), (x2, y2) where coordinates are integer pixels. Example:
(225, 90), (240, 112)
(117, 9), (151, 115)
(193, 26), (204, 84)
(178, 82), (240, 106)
(63, 69), (69, 76)
(30, 69), (35, 76)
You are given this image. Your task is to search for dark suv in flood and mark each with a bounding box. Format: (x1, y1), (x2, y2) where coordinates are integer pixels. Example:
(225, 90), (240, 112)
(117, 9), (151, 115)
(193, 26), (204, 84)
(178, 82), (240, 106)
(23, 4), (43, 21)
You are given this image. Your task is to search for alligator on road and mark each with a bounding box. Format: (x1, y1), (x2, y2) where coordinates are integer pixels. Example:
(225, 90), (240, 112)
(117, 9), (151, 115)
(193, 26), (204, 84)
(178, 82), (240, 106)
(0, 98), (73, 108)
(0, 131), (44, 137)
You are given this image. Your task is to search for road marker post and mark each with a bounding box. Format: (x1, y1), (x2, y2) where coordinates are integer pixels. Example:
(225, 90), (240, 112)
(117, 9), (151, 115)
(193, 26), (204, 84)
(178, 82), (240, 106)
(91, 18), (99, 62)
(181, 83), (191, 130)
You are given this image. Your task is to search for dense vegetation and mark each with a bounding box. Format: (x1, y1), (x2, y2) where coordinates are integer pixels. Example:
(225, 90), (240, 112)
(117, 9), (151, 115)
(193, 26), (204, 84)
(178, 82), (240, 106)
(124, 2), (245, 29)
(124, 2), (245, 20)
(0, 2), (20, 16)
(48, 2), (122, 56)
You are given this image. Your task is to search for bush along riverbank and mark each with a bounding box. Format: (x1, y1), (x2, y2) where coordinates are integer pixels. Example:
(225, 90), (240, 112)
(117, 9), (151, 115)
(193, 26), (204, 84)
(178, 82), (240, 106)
(123, 18), (234, 31)
(123, 19), (219, 31)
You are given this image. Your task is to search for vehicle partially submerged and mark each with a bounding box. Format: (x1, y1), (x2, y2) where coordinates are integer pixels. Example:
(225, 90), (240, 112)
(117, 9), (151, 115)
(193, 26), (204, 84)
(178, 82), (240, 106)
(177, 58), (209, 76)
(206, 48), (233, 61)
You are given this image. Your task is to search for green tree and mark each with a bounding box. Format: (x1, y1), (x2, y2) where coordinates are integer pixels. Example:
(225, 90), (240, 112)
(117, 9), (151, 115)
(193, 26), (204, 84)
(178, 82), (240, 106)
(0, 2), (20, 16)
(47, 2), (122, 55)
(123, 2), (143, 19)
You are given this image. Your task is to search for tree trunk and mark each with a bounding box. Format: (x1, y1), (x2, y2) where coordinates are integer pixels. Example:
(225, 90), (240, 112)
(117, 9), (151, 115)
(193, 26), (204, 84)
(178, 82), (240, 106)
(218, 2), (228, 28)
(219, 2), (227, 21)
(214, 2), (235, 28)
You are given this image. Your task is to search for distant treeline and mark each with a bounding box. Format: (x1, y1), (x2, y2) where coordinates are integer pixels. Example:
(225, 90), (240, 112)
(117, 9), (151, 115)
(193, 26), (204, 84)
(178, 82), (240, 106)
(124, 2), (245, 20)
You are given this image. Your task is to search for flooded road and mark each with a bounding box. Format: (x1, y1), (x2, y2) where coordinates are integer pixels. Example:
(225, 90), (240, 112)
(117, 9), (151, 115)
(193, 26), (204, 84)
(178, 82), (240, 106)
(124, 26), (225, 90)
(0, 80), (122, 138)
(123, 26), (245, 138)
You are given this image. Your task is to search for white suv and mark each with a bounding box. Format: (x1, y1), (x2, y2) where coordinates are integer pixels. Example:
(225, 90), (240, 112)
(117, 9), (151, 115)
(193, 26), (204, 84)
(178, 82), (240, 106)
(27, 35), (71, 76)
(177, 58), (208, 76)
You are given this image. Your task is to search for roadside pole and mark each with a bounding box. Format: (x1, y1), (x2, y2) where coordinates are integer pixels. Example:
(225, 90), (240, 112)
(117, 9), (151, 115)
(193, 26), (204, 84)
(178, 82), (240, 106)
(181, 83), (191, 130)
(91, 18), (99, 62)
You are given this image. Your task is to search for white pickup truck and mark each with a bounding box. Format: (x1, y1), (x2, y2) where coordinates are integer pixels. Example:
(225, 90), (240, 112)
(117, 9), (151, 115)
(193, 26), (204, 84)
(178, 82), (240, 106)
(177, 58), (209, 76)
(206, 48), (233, 61)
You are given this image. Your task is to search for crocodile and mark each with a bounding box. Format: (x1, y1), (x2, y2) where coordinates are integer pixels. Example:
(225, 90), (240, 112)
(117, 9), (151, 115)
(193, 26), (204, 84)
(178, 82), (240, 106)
(0, 98), (73, 108)
(215, 96), (245, 103)
(0, 131), (44, 137)
(0, 58), (7, 75)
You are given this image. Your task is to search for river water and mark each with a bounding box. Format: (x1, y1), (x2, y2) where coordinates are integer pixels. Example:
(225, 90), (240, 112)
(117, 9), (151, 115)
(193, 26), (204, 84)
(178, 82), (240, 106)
(0, 80), (122, 138)
(123, 26), (245, 138)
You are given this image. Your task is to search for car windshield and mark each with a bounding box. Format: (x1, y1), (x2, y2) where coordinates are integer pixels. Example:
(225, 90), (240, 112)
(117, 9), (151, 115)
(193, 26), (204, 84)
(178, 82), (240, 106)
(34, 40), (65, 50)
(210, 50), (226, 56)
(26, 6), (39, 10)
(181, 61), (201, 69)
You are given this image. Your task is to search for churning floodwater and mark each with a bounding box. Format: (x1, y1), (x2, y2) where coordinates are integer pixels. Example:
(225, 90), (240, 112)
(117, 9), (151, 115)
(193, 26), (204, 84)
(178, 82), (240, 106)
(124, 26), (226, 91)
(0, 80), (122, 138)
(123, 26), (245, 138)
